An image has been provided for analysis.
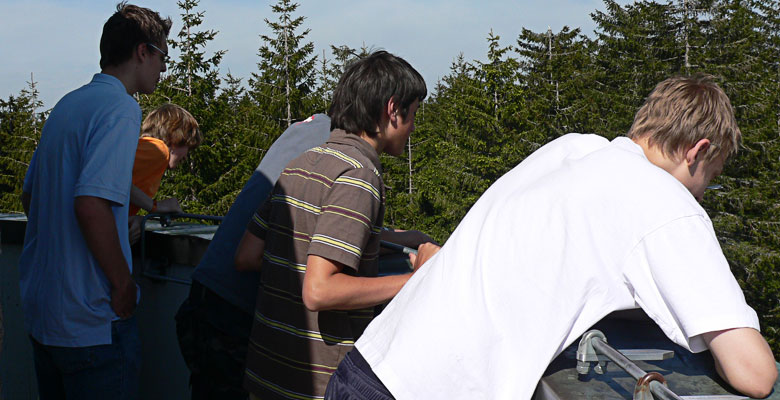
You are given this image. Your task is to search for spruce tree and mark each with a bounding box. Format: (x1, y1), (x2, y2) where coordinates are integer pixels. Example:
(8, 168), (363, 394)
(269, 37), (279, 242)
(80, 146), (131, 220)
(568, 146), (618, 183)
(699, 0), (780, 356)
(0, 78), (45, 212)
(516, 26), (596, 142)
(250, 0), (318, 129)
(138, 0), (232, 216)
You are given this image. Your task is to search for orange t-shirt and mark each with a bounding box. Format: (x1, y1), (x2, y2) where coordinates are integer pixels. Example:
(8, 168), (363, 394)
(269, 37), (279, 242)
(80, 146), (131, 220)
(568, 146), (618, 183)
(129, 137), (169, 215)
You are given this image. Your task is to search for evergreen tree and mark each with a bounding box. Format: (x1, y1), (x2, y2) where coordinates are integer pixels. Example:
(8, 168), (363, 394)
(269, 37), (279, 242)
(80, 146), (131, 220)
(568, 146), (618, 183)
(250, 0), (318, 129)
(590, 0), (685, 137)
(516, 26), (596, 142)
(0, 78), (45, 212)
(138, 0), (233, 216)
(699, 0), (780, 356)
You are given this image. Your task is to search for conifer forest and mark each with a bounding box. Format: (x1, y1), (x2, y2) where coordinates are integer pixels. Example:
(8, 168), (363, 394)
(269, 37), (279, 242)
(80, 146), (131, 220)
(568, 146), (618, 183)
(1, 0), (779, 356)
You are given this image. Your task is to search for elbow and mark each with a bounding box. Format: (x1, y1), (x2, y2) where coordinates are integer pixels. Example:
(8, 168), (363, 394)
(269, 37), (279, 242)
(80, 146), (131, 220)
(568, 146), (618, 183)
(234, 252), (257, 272)
(302, 284), (329, 312)
(741, 368), (777, 399)
(729, 361), (778, 399)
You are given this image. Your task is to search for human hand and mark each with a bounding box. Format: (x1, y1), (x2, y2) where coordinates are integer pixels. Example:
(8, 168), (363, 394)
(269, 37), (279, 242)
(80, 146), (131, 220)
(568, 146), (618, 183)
(111, 277), (137, 319)
(155, 197), (182, 214)
(409, 242), (441, 272)
(128, 215), (142, 245)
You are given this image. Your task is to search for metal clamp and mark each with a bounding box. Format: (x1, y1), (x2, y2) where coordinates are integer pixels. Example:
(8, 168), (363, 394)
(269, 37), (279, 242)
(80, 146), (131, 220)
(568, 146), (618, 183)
(634, 372), (667, 400)
(577, 330), (608, 374)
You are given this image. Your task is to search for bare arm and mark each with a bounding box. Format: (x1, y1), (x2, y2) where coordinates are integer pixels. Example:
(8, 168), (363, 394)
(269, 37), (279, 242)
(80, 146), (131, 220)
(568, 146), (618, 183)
(302, 255), (415, 311)
(74, 196), (136, 318)
(21, 191), (31, 215)
(234, 230), (265, 271)
(130, 185), (154, 212)
(702, 327), (777, 398)
(130, 185), (182, 213)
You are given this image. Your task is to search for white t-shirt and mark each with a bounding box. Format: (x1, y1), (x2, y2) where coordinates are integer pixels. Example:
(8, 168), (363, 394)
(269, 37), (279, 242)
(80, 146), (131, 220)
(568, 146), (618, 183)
(356, 134), (759, 400)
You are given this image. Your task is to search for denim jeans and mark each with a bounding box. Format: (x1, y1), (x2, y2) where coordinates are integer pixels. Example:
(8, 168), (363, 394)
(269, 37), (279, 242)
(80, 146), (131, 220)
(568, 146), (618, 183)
(325, 349), (395, 400)
(30, 316), (141, 400)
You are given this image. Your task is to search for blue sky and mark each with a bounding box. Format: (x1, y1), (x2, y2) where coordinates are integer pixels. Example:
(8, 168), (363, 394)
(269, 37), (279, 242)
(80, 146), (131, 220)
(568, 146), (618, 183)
(1, 0), (632, 109)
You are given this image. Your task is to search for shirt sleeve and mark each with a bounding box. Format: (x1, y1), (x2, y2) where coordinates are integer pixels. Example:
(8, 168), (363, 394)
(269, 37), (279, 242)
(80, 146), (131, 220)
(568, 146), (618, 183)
(132, 138), (169, 196)
(623, 215), (760, 353)
(74, 114), (140, 204)
(307, 167), (382, 272)
(247, 194), (273, 241)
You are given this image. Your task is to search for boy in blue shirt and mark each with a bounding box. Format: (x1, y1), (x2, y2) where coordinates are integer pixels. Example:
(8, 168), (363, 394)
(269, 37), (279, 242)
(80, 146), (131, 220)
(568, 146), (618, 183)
(20, 4), (171, 399)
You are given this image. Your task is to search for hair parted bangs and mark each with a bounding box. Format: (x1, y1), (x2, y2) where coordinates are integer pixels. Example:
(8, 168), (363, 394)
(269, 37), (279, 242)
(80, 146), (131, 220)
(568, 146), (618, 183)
(328, 50), (427, 136)
(141, 104), (202, 148)
(628, 73), (741, 162)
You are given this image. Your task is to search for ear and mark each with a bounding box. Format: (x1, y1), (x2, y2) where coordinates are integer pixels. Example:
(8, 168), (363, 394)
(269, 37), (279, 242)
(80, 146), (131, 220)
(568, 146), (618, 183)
(684, 138), (711, 167)
(386, 96), (399, 124)
(135, 42), (149, 63)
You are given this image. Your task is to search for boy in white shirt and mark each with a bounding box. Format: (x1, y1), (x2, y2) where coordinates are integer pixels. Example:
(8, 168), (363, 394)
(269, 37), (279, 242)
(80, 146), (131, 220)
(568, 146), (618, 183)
(325, 74), (778, 399)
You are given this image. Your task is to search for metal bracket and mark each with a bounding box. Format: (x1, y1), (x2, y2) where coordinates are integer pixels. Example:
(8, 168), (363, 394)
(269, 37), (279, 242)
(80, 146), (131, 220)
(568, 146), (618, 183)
(577, 330), (608, 374)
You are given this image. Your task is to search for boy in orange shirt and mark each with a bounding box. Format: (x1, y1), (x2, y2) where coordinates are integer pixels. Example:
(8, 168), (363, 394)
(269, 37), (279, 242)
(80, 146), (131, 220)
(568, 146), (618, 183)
(130, 103), (202, 216)
(128, 104), (202, 244)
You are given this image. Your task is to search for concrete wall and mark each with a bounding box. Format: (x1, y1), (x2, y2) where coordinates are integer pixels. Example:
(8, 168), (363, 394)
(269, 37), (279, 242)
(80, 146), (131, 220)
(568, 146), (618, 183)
(0, 215), (212, 400)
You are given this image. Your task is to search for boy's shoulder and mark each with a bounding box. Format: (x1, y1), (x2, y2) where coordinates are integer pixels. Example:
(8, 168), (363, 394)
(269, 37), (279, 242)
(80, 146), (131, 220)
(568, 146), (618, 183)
(301, 139), (381, 181)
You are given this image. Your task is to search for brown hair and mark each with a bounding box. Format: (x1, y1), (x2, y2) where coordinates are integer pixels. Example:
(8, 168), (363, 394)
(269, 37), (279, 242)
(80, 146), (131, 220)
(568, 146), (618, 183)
(141, 104), (202, 148)
(627, 74), (741, 162)
(100, 2), (172, 69)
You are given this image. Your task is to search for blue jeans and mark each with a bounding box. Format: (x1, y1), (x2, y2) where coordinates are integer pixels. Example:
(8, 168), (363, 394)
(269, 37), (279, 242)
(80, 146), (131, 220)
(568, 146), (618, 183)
(30, 316), (141, 400)
(325, 349), (395, 400)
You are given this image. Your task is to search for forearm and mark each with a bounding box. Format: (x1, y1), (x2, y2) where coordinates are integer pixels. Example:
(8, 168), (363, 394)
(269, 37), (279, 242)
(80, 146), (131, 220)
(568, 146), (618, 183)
(303, 255), (412, 311)
(74, 196), (132, 287)
(130, 185), (154, 212)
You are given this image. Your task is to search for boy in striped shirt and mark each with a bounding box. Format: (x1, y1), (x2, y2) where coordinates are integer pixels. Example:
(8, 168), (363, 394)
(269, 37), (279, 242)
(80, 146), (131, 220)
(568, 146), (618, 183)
(234, 51), (430, 400)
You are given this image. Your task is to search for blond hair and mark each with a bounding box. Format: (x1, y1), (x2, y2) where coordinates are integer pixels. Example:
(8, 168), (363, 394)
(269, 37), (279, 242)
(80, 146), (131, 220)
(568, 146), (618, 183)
(627, 74), (740, 162)
(141, 104), (202, 148)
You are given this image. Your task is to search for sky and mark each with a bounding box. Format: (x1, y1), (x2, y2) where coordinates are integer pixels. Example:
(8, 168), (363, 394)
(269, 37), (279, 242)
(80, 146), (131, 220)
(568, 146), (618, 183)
(1, 0), (632, 110)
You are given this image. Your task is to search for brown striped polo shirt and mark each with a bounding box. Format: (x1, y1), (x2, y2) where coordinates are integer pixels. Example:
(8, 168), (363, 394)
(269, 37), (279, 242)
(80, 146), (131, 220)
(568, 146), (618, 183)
(243, 129), (385, 400)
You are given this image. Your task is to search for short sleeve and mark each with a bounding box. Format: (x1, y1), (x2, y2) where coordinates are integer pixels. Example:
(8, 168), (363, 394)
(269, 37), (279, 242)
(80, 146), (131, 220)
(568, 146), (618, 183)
(247, 194), (273, 240)
(308, 168), (382, 271)
(23, 149), (39, 193)
(624, 215), (759, 353)
(132, 138), (169, 194)
(74, 115), (140, 204)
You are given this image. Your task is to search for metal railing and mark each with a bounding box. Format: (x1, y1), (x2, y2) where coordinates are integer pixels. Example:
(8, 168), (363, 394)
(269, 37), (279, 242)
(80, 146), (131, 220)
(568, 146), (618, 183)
(577, 329), (682, 400)
(137, 212), (417, 284)
(138, 212), (223, 285)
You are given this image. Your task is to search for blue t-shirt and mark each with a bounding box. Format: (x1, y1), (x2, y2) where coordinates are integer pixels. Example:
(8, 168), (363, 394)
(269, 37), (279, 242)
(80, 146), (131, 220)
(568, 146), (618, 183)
(191, 114), (332, 314)
(20, 73), (141, 347)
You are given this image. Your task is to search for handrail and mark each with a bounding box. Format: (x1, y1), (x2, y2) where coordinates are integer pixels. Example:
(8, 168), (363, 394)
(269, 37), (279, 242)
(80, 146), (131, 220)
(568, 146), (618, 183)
(137, 214), (416, 283)
(577, 329), (684, 400)
(138, 212), (224, 285)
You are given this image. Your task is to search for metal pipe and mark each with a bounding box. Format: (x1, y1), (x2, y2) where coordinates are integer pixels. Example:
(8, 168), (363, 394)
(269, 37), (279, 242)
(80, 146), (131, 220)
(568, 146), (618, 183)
(591, 338), (648, 380)
(380, 240), (417, 255)
(591, 338), (683, 400)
